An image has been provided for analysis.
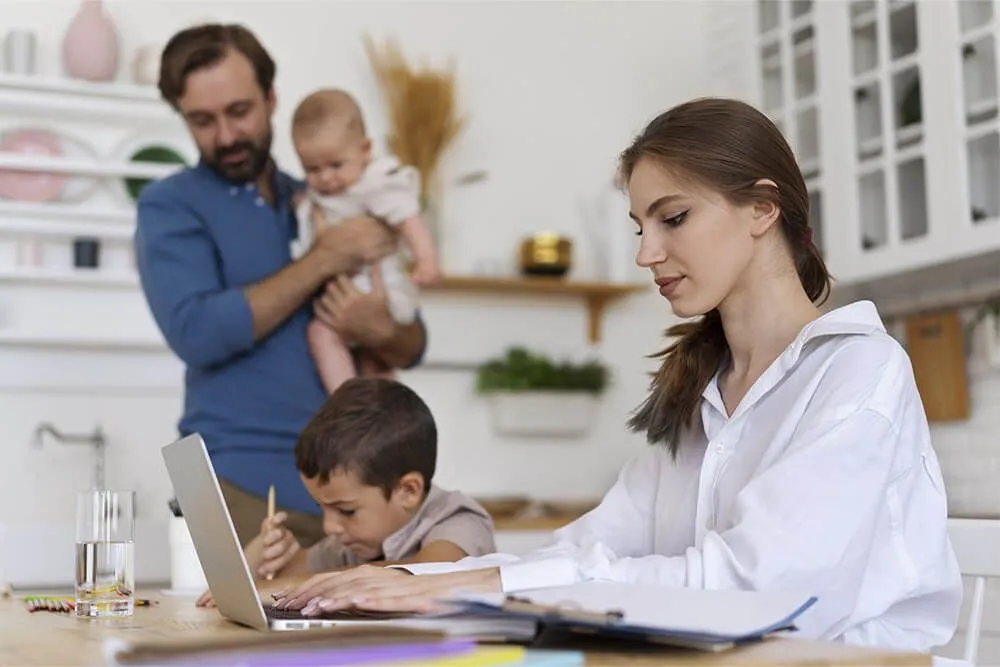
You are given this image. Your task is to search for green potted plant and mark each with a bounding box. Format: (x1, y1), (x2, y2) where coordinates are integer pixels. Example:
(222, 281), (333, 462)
(475, 347), (609, 437)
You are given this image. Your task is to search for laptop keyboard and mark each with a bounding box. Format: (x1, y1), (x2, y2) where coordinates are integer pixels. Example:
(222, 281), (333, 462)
(265, 607), (307, 620)
(265, 606), (412, 621)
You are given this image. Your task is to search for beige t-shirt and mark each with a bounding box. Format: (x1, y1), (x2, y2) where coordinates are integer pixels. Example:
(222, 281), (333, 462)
(305, 485), (495, 571)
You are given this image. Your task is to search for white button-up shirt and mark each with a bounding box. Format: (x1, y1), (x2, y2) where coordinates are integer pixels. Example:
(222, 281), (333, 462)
(408, 301), (962, 651)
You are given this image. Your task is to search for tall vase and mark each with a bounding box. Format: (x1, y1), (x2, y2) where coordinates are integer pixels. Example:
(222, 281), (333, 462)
(61, 0), (119, 82)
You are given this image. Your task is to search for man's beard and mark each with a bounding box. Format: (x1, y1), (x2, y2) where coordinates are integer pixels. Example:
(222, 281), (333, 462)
(206, 127), (273, 183)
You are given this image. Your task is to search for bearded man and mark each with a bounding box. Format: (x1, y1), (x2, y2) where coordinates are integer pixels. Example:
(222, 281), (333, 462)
(136, 24), (427, 547)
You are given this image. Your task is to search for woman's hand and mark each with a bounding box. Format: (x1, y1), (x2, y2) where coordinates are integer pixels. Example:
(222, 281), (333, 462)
(272, 565), (502, 616)
(272, 564), (403, 611)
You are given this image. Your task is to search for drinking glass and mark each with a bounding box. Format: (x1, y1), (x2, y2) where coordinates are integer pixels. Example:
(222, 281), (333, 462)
(75, 490), (135, 617)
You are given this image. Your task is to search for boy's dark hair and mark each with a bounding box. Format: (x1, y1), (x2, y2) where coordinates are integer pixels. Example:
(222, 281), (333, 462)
(158, 23), (276, 108)
(295, 378), (437, 498)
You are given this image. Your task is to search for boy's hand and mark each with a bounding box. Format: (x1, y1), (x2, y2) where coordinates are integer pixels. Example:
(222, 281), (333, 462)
(257, 511), (302, 580)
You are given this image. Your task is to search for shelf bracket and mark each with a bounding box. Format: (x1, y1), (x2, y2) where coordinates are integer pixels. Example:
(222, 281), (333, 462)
(586, 295), (610, 344)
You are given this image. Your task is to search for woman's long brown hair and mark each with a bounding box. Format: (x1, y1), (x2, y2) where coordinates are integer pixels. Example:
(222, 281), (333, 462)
(620, 98), (832, 457)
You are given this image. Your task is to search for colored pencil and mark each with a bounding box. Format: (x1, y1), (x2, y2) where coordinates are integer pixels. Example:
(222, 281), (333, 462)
(21, 595), (156, 613)
(266, 484), (276, 581)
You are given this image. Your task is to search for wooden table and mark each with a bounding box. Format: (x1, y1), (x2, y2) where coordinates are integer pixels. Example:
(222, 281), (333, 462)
(0, 591), (931, 666)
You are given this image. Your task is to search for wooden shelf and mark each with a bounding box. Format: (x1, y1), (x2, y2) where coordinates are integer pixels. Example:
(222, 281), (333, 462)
(492, 515), (579, 531)
(427, 275), (646, 343)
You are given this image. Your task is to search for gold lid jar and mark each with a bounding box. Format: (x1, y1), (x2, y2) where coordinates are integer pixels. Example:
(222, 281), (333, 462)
(519, 232), (572, 277)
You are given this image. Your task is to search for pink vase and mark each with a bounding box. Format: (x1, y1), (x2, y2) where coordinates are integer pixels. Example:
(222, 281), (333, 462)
(61, 0), (119, 82)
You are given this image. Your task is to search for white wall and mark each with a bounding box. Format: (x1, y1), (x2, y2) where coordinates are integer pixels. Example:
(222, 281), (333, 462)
(0, 0), (714, 585)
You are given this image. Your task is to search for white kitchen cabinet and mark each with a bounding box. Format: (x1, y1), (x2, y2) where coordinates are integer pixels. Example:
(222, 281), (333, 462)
(756, 1), (827, 255)
(751, 0), (1000, 297)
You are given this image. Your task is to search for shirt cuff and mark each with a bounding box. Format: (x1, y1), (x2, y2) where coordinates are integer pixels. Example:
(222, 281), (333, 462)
(499, 558), (579, 593)
(216, 287), (255, 354)
(386, 562), (464, 575)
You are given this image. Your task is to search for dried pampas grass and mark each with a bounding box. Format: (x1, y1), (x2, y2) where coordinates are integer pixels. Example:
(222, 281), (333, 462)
(363, 33), (465, 201)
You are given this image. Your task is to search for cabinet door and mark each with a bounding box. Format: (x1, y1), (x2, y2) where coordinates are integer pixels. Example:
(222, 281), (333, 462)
(822, 1), (976, 286)
(755, 1), (827, 256)
(706, 0), (762, 104)
(955, 1), (1000, 256)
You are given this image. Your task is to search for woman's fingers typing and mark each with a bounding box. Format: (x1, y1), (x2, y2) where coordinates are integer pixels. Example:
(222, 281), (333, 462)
(275, 570), (358, 609)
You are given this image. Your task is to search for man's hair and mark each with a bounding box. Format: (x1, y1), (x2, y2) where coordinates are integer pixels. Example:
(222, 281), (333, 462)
(158, 23), (276, 108)
(291, 88), (367, 143)
(295, 378), (437, 498)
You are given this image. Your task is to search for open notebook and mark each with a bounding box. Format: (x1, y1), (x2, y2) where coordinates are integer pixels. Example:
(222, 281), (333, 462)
(441, 581), (818, 651)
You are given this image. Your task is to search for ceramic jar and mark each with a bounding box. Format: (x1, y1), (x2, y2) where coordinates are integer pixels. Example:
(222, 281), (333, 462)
(61, 0), (119, 82)
(131, 44), (161, 86)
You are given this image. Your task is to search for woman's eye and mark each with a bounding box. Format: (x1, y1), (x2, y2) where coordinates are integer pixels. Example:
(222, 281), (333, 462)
(663, 210), (689, 227)
(338, 509), (356, 518)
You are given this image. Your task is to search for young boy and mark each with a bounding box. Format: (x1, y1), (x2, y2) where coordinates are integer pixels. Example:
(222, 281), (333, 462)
(197, 377), (494, 607)
(290, 88), (442, 394)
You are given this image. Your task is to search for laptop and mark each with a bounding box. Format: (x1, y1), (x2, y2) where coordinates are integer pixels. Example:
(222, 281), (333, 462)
(161, 434), (536, 639)
(162, 434), (363, 630)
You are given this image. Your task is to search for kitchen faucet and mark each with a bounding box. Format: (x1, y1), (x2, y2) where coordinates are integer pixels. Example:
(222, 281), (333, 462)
(31, 422), (106, 490)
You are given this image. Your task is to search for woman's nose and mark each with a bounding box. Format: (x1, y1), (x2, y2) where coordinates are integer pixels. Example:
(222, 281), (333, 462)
(635, 228), (667, 268)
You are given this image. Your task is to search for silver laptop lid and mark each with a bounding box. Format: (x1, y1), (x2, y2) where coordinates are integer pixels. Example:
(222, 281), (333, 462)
(161, 434), (268, 629)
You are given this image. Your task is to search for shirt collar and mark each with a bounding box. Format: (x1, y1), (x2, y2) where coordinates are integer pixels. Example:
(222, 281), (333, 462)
(194, 157), (301, 208)
(701, 300), (886, 418)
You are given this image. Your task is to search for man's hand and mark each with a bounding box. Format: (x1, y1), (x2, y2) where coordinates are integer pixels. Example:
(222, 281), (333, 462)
(314, 266), (395, 348)
(311, 216), (397, 279)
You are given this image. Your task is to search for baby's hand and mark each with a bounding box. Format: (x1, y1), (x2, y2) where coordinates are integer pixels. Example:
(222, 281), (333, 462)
(410, 261), (442, 287)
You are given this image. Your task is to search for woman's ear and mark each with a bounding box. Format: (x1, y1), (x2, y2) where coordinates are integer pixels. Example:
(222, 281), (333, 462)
(749, 178), (781, 237)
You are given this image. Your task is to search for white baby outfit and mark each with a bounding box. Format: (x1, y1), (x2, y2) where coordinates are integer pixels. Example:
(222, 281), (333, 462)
(291, 155), (421, 324)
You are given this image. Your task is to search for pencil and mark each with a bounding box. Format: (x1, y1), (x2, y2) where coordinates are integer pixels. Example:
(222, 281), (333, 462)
(266, 484), (276, 581)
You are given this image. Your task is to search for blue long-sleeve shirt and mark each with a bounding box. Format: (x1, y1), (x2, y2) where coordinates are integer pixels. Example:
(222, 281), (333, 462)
(135, 162), (425, 515)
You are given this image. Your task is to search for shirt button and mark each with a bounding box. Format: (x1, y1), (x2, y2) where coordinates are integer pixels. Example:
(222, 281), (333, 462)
(255, 196), (265, 207)
(229, 187), (238, 196)
(245, 183), (254, 191)
(715, 442), (726, 453)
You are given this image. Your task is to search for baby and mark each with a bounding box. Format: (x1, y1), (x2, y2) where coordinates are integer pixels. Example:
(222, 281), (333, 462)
(290, 89), (441, 393)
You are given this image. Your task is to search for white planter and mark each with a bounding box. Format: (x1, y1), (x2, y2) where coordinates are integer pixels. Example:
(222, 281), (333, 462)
(485, 391), (600, 438)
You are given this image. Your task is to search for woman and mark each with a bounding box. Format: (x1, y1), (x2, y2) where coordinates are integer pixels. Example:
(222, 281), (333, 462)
(273, 98), (962, 651)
